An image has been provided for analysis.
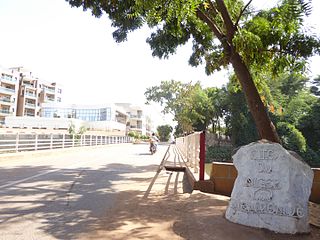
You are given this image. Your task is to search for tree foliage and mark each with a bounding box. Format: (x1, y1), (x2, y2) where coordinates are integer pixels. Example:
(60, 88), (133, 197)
(157, 124), (173, 142)
(66, 0), (320, 143)
(145, 80), (228, 134)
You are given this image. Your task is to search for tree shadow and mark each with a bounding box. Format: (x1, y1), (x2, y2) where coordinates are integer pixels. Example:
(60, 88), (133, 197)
(0, 162), (163, 239)
(0, 160), (319, 239)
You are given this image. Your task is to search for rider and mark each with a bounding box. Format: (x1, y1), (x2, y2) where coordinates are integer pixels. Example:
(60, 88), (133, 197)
(149, 133), (159, 152)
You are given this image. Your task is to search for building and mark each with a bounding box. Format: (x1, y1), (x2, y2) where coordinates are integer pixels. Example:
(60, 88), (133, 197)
(115, 103), (153, 136)
(0, 66), (20, 125)
(5, 103), (129, 135)
(11, 67), (63, 117)
(1, 65), (155, 136)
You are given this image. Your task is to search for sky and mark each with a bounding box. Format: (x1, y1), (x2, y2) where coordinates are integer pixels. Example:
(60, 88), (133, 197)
(0, 0), (319, 125)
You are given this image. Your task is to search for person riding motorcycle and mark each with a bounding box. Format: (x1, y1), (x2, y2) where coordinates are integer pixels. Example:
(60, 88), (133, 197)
(149, 133), (159, 154)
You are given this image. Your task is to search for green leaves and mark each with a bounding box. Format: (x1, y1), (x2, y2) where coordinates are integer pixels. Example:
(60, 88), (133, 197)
(145, 80), (228, 134)
(157, 124), (173, 142)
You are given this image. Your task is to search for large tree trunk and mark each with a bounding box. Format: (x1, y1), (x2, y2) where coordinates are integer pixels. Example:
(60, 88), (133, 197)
(197, 0), (280, 143)
(230, 52), (280, 143)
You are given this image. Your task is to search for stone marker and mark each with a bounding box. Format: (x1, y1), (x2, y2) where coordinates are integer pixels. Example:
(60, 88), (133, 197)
(225, 140), (314, 234)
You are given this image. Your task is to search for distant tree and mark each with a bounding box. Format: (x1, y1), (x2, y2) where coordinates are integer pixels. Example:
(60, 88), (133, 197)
(224, 87), (259, 146)
(66, 0), (320, 143)
(145, 80), (204, 132)
(68, 123), (87, 140)
(299, 99), (320, 154)
(157, 125), (173, 142)
(145, 80), (223, 133)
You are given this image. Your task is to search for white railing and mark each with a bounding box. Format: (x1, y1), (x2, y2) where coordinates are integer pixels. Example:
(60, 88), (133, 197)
(0, 133), (132, 154)
(176, 132), (202, 174)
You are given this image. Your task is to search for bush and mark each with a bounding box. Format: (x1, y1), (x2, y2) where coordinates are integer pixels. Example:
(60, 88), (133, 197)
(128, 131), (136, 138)
(276, 122), (306, 153)
(206, 145), (233, 163)
(300, 146), (320, 167)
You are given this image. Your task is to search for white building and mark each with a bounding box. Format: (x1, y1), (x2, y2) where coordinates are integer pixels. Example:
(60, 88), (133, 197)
(0, 66), (20, 125)
(5, 102), (128, 135)
(115, 103), (153, 136)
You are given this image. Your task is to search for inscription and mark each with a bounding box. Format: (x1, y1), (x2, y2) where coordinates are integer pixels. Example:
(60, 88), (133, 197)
(250, 149), (278, 161)
(257, 161), (272, 173)
(244, 178), (280, 190)
(230, 200), (305, 218)
(254, 189), (273, 201)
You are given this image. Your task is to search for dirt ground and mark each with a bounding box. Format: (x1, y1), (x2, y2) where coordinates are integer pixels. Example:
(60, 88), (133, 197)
(80, 176), (320, 240)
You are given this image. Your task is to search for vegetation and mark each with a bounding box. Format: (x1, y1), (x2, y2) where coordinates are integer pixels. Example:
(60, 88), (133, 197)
(68, 123), (87, 139)
(65, 0), (320, 166)
(66, 0), (320, 143)
(145, 80), (228, 135)
(206, 145), (233, 163)
(157, 124), (173, 142)
(128, 131), (149, 140)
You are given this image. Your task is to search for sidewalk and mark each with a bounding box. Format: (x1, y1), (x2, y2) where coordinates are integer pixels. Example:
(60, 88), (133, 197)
(84, 144), (320, 240)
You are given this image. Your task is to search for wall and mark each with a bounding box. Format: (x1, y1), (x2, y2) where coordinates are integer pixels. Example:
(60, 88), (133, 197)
(210, 162), (320, 204)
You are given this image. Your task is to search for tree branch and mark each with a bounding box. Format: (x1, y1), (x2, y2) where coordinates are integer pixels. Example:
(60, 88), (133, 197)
(215, 0), (236, 42)
(235, 0), (253, 28)
(208, 0), (219, 16)
(196, 8), (224, 41)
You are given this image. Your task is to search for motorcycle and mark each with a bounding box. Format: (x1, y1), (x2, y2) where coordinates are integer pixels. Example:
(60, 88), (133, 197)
(150, 142), (157, 154)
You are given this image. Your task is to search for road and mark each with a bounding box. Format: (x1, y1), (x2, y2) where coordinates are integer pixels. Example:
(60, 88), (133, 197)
(1, 144), (319, 240)
(0, 143), (169, 240)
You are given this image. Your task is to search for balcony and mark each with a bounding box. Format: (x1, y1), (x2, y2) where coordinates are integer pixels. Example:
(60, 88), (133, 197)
(25, 92), (36, 98)
(24, 83), (36, 89)
(1, 76), (17, 84)
(0, 86), (15, 94)
(130, 125), (143, 130)
(0, 109), (11, 116)
(0, 97), (12, 105)
(45, 97), (55, 102)
(44, 87), (55, 94)
(25, 103), (36, 108)
(130, 114), (143, 119)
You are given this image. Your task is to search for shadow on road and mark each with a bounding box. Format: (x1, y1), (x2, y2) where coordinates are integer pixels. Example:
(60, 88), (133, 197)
(0, 159), (319, 239)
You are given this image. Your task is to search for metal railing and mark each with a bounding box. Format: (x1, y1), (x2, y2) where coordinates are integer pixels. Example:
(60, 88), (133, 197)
(0, 133), (133, 154)
(176, 131), (206, 180)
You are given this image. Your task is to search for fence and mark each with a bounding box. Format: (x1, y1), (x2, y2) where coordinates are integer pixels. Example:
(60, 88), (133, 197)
(176, 131), (206, 180)
(0, 133), (132, 154)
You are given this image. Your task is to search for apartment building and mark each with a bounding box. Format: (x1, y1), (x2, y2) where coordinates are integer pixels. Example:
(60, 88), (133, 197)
(115, 103), (153, 136)
(11, 67), (63, 118)
(0, 66), (19, 124)
(1, 65), (154, 136)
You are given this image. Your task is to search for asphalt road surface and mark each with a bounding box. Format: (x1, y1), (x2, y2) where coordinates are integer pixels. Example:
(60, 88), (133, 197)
(1, 144), (319, 240)
(0, 143), (169, 240)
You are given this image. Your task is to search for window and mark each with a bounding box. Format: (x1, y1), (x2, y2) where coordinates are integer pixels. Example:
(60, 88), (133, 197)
(57, 88), (62, 94)
(57, 97), (61, 102)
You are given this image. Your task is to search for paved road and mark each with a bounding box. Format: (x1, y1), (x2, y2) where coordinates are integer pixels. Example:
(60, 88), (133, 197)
(0, 143), (169, 240)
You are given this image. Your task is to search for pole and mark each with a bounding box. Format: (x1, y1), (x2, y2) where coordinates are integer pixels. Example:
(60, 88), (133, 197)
(199, 131), (206, 181)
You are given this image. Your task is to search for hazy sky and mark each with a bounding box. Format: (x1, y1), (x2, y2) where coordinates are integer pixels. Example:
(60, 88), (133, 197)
(0, 0), (319, 122)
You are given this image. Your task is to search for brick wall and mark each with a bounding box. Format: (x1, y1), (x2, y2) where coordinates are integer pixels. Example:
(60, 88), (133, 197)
(210, 162), (320, 203)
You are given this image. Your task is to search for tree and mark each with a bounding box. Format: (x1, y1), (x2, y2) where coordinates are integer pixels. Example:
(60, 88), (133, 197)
(68, 123), (87, 139)
(66, 0), (320, 143)
(157, 125), (173, 142)
(145, 80), (217, 133)
(224, 80), (259, 146)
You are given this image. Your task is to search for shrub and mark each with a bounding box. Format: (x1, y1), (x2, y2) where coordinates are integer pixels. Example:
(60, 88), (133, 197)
(206, 145), (233, 163)
(300, 146), (320, 167)
(276, 122), (306, 153)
